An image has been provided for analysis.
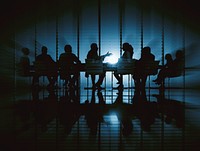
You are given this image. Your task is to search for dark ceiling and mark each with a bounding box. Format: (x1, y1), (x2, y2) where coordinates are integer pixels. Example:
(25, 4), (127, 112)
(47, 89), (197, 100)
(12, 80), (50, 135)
(0, 0), (200, 38)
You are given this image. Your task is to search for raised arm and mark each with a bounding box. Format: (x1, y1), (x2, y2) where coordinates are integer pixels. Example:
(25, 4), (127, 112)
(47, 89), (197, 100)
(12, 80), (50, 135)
(100, 51), (112, 61)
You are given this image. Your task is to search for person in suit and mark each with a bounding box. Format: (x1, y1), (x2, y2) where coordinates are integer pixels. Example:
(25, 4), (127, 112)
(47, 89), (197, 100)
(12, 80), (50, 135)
(58, 44), (81, 88)
(133, 46), (155, 93)
(33, 46), (57, 88)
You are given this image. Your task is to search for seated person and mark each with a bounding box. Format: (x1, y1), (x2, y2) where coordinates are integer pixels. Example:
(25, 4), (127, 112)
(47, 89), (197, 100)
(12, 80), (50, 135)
(58, 44), (81, 88)
(153, 50), (184, 85)
(114, 42), (134, 88)
(133, 46), (155, 93)
(153, 53), (173, 84)
(86, 43), (111, 89)
(33, 46), (57, 88)
(18, 47), (32, 76)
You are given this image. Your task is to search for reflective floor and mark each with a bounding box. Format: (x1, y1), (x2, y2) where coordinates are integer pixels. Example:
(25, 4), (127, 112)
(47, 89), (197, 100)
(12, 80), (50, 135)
(0, 83), (200, 151)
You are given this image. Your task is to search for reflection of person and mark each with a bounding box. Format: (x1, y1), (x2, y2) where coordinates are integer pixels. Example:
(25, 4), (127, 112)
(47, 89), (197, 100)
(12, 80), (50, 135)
(114, 89), (133, 136)
(114, 42), (134, 88)
(58, 44), (81, 88)
(33, 46), (57, 88)
(153, 94), (184, 128)
(32, 88), (57, 132)
(86, 43), (111, 89)
(84, 89), (105, 135)
(139, 100), (156, 132)
(133, 46), (155, 93)
(58, 89), (80, 135)
(132, 89), (156, 132)
(153, 50), (184, 85)
(18, 47), (31, 76)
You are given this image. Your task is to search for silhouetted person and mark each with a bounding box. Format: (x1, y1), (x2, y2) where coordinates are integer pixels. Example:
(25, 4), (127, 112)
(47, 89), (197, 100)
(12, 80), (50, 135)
(114, 42), (134, 89)
(133, 46), (155, 94)
(153, 53), (173, 84)
(86, 43), (111, 89)
(33, 46), (57, 88)
(18, 47), (31, 76)
(163, 53), (173, 68)
(58, 44), (81, 88)
(153, 50), (184, 85)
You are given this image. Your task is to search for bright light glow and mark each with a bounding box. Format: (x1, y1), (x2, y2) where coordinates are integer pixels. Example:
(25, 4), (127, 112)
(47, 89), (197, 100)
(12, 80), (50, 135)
(109, 114), (119, 124)
(104, 54), (119, 64)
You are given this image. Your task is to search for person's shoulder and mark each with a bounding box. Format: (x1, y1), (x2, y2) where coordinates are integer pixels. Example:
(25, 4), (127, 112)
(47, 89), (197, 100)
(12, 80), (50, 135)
(36, 54), (42, 57)
(88, 49), (92, 53)
(35, 54), (42, 60)
(46, 54), (53, 60)
(150, 53), (155, 59)
(59, 53), (65, 57)
(150, 53), (155, 56)
(72, 53), (79, 58)
(47, 54), (53, 57)
(70, 52), (76, 56)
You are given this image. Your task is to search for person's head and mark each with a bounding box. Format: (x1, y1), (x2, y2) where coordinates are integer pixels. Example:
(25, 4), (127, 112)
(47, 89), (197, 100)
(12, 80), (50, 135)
(21, 47), (30, 55)
(165, 53), (172, 61)
(41, 46), (48, 54)
(122, 42), (129, 51)
(175, 50), (184, 59)
(64, 44), (72, 53)
(90, 43), (98, 51)
(142, 46), (151, 54)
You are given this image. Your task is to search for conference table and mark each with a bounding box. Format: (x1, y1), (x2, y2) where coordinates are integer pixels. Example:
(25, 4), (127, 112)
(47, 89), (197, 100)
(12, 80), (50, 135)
(27, 60), (161, 77)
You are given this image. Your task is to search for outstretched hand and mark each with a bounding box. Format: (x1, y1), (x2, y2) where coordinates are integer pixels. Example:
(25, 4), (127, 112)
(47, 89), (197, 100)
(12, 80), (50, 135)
(105, 51), (112, 57)
(100, 51), (112, 61)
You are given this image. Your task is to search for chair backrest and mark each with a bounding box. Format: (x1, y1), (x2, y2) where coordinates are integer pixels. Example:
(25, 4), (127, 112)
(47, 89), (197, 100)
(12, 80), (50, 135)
(85, 59), (103, 74)
(117, 58), (136, 74)
(143, 60), (160, 75)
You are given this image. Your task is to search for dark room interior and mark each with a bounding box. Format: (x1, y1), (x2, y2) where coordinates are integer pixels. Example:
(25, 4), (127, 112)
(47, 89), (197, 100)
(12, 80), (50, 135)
(0, 0), (200, 151)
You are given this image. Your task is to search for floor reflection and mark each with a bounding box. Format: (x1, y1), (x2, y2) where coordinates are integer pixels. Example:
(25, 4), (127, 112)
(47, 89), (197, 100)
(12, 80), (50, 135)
(1, 86), (200, 151)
